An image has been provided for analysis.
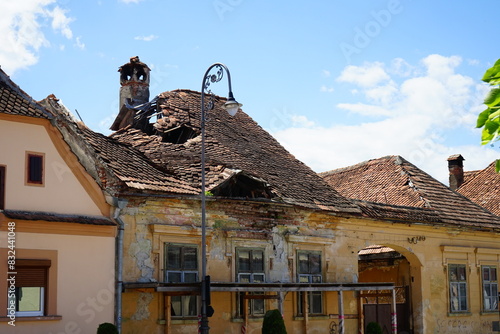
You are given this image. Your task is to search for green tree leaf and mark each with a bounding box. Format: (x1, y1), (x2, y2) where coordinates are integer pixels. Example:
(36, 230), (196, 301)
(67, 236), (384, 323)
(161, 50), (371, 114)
(477, 108), (492, 128)
(484, 88), (500, 107)
(482, 59), (500, 85)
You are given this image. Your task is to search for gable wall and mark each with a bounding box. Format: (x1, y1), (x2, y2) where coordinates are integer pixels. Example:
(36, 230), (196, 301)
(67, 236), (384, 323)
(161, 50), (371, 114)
(0, 118), (105, 216)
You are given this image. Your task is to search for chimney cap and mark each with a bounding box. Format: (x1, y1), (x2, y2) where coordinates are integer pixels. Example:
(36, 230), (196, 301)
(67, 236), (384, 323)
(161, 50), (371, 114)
(447, 154), (464, 162)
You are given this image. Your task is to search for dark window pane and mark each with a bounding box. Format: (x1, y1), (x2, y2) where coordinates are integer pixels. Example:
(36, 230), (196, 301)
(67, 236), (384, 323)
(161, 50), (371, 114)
(449, 266), (456, 281)
(28, 155), (43, 183)
(184, 272), (198, 283)
(183, 247), (197, 270)
(484, 267), (490, 281)
(310, 253), (321, 274)
(252, 251), (264, 272)
(298, 252), (309, 274)
(167, 272), (181, 283)
(492, 267), (497, 281)
(253, 298), (265, 315)
(458, 266), (466, 281)
(167, 246), (181, 270)
(238, 250), (250, 272)
(310, 292), (322, 314)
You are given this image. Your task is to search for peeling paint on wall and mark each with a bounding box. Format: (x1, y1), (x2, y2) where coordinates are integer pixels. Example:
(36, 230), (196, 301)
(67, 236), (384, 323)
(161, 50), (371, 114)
(131, 293), (154, 321)
(128, 228), (155, 282)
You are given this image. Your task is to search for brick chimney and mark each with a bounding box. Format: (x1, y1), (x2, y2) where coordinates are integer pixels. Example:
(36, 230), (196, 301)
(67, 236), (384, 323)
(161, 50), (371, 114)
(448, 154), (464, 191)
(110, 56), (150, 131)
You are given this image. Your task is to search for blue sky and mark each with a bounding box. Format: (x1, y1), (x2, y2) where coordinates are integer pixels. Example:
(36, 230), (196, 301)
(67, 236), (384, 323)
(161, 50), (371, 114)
(1, 0), (499, 183)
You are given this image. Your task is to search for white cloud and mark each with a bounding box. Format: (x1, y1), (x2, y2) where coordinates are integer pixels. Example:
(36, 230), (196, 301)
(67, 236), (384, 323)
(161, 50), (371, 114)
(134, 35), (159, 42)
(47, 6), (73, 39)
(337, 62), (390, 87)
(337, 103), (391, 117)
(322, 69), (331, 78)
(320, 85), (334, 93)
(270, 55), (496, 183)
(0, 1), (75, 74)
(75, 36), (85, 50)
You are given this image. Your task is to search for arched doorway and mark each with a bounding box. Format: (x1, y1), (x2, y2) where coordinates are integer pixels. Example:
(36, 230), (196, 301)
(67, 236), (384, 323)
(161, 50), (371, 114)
(358, 245), (421, 334)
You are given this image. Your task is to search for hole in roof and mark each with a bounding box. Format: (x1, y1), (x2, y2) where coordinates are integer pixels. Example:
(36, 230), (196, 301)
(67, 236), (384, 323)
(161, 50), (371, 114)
(160, 125), (199, 144)
(212, 173), (275, 199)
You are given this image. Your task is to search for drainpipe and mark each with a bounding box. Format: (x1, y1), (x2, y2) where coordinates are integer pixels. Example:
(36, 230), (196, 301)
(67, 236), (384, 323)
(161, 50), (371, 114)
(112, 197), (128, 334)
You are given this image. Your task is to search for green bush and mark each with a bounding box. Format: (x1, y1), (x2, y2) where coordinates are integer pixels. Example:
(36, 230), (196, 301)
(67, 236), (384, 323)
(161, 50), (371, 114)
(366, 322), (382, 334)
(262, 309), (287, 334)
(97, 322), (118, 334)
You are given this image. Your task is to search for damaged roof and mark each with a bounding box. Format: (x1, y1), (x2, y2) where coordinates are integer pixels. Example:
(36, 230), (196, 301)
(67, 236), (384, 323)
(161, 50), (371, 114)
(109, 89), (360, 213)
(320, 155), (500, 230)
(0, 68), (53, 119)
(38, 96), (198, 196)
(457, 161), (500, 216)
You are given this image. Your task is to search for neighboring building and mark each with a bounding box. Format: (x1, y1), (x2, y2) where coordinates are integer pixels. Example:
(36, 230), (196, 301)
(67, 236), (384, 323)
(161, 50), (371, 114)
(450, 154), (500, 216)
(320, 155), (500, 334)
(0, 69), (116, 333)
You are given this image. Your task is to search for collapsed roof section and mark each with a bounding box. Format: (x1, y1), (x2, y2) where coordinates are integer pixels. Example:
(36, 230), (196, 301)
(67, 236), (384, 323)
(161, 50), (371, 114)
(110, 89), (361, 214)
(320, 155), (500, 230)
(39, 95), (198, 197)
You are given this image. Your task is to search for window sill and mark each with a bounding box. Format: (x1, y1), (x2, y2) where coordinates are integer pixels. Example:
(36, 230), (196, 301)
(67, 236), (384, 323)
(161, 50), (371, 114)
(481, 311), (499, 315)
(170, 319), (199, 325)
(294, 315), (329, 321)
(0, 315), (62, 322)
(447, 312), (472, 317)
(231, 317), (264, 323)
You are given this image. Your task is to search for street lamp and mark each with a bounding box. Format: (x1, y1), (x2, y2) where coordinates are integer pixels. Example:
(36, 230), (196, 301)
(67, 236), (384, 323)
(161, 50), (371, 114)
(199, 63), (242, 334)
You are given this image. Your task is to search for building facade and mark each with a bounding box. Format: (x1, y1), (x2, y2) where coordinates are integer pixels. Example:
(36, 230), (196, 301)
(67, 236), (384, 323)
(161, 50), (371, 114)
(0, 70), (116, 334)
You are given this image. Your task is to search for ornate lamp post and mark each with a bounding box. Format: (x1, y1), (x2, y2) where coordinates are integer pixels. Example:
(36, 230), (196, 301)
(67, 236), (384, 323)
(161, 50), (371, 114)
(199, 63), (242, 334)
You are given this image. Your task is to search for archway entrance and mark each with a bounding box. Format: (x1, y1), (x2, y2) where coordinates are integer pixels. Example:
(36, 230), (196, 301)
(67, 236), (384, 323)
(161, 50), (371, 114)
(358, 245), (414, 334)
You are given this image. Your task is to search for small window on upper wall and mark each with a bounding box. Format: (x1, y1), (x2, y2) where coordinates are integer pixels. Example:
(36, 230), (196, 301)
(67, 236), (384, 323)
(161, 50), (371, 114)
(26, 152), (44, 186)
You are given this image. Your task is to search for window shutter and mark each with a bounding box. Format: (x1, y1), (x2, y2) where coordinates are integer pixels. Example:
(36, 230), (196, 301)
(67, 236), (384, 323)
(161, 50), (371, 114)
(15, 259), (51, 288)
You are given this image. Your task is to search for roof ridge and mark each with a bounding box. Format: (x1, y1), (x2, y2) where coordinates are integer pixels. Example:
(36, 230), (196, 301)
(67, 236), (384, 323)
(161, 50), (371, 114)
(319, 155), (399, 176)
(0, 67), (53, 119)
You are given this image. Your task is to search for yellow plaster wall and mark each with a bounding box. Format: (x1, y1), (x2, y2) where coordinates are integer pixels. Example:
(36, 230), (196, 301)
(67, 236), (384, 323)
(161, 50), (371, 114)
(119, 197), (500, 334)
(0, 119), (103, 216)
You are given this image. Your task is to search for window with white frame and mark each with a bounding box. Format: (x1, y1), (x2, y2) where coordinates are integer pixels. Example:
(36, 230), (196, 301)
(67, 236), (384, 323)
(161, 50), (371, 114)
(8, 259), (50, 317)
(449, 264), (468, 312)
(297, 250), (322, 315)
(236, 248), (265, 317)
(164, 243), (198, 317)
(482, 265), (498, 312)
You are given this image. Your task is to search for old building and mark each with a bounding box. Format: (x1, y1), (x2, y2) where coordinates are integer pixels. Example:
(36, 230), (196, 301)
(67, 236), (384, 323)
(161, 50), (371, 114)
(65, 58), (498, 334)
(320, 155), (500, 334)
(0, 69), (116, 333)
(451, 155), (500, 216)
(4, 56), (499, 334)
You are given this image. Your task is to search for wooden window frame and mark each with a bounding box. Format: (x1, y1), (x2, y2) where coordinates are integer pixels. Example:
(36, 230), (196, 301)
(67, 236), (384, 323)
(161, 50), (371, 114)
(448, 263), (469, 313)
(164, 243), (199, 318)
(297, 250), (323, 316)
(481, 265), (498, 312)
(236, 248), (266, 317)
(25, 152), (45, 186)
(10, 260), (51, 317)
(0, 249), (59, 321)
